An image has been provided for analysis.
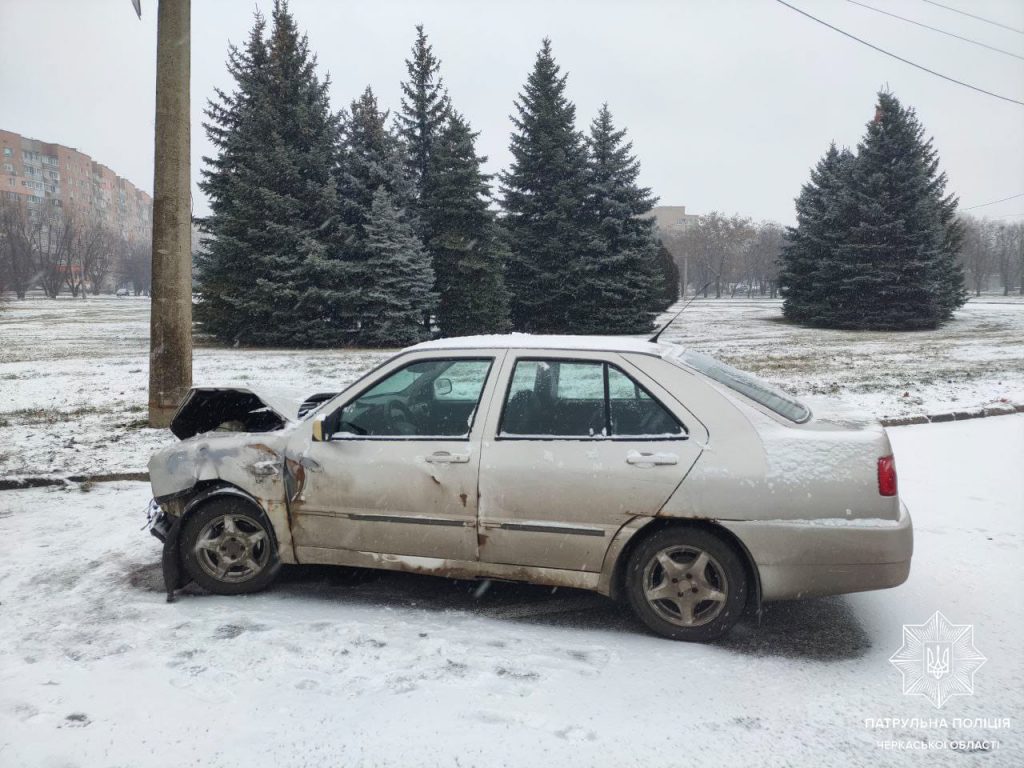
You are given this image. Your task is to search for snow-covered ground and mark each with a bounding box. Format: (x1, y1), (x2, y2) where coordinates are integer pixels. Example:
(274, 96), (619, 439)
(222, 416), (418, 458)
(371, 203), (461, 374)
(1, 295), (1022, 479)
(1, 415), (1021, 766)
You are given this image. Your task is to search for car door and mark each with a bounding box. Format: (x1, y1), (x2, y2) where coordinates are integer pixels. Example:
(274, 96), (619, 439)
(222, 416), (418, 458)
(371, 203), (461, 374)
(288, 351), (503, 563)
(477, 351), (705, 572)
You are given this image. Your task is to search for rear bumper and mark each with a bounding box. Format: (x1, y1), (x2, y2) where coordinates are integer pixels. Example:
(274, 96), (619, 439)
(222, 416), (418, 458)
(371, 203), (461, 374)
(721, 501), (913, 601)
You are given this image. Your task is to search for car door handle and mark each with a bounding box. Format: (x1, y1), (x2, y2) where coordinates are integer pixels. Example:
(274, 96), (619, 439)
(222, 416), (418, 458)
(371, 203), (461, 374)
(425, 451), (471, 464)
(626, 450), (678, 466)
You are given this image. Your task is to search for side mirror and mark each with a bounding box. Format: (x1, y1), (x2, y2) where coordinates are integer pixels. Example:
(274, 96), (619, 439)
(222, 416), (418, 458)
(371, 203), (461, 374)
(434, 377), (453, 397)
(311, 414), (329, 442)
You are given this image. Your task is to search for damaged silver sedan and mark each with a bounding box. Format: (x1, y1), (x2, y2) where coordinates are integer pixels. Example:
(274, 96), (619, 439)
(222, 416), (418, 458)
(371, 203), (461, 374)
(147, 335), (913, 642)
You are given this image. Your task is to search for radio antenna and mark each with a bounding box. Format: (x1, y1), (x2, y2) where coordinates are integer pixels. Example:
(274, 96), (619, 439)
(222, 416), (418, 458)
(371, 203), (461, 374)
(649, 282), (712, 343)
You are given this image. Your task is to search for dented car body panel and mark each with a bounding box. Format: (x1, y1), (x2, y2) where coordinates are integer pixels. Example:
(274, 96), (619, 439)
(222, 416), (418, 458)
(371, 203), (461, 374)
(148, 334), (913, 603)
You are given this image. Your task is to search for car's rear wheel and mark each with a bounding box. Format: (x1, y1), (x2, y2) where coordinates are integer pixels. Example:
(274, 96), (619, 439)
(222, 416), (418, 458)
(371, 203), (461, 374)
(181, 497), (280, 595)
(625, 527), (747, 642)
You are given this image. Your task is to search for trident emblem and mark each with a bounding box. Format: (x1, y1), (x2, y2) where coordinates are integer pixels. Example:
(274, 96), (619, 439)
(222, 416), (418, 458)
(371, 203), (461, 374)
(925, 642), (951, 679)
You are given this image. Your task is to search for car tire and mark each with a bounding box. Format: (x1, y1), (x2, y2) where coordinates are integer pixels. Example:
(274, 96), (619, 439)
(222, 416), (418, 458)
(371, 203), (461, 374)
(624, 526), (747, 642)
(181, 497), (280, 595)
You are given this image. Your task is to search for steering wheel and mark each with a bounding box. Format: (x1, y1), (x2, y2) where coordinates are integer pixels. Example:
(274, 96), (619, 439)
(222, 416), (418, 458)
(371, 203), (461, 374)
(387, 399), (417, 429)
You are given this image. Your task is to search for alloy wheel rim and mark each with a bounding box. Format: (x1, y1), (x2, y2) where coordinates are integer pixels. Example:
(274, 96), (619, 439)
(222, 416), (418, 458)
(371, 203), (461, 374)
(195, 514), (270, 583)
(642, 544), (729, 627)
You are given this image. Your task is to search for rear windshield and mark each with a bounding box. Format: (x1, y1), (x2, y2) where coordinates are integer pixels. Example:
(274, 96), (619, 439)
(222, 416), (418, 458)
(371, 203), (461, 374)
(670, 349), (811, 424)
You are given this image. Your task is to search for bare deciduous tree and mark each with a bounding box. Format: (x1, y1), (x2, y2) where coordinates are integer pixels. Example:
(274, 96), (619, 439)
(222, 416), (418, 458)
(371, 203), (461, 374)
(119, 235), (153, 295)
(0, 194), (36, 299)
(957, 216), (1021, 296)
(740, 221), (784, 298)
(31, 204), (73, 299)
(993, 222), (1023, 297)
(72, 217), (116, 296)
(678, 212), (755, 298)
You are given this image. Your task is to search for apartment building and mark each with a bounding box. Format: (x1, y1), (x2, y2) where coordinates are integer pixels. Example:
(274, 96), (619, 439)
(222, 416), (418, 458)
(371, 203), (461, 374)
(0, 129), (151, 244)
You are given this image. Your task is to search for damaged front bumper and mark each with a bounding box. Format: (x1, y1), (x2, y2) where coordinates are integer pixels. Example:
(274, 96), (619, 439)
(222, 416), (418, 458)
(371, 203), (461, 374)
(146, 498), (171, 543)
(145, 497), (188, 600)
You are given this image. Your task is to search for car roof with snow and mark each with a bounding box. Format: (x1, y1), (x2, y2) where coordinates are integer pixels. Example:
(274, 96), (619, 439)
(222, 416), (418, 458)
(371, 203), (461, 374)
(405, 334), (674, 357)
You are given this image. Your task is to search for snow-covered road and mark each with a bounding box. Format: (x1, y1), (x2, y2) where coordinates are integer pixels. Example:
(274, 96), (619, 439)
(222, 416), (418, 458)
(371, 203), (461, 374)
(1, 416), (1021, 767)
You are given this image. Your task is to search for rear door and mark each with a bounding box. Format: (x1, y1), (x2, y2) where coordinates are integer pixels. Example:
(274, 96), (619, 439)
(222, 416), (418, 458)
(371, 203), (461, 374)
(477, 351), (705, 572)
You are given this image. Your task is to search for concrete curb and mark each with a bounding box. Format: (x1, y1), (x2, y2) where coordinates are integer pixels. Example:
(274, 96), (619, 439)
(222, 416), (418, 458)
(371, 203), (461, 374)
(880, 404), (1023, 428)
(0, 471), (149, 492)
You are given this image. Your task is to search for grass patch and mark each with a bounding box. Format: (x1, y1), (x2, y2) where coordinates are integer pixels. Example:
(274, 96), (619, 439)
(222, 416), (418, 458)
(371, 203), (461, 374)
(3, 405), (110, 425)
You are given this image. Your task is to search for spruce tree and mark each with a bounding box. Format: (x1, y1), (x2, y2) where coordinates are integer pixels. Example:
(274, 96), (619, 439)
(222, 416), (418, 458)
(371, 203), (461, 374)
(396, 25), (450, 201)
(779, 143), (856, 324)
(336, 87), (432, 343)
(358, 188), (436, 346)
(422, 112), (510, 336)
(197, 1), (345, 346)
(338, 87), (415, 223)
(569, 104), (661, 333)
(783, 92), (966, 330)
(837, 92), (964, 329)
(500, 39), (591, 332)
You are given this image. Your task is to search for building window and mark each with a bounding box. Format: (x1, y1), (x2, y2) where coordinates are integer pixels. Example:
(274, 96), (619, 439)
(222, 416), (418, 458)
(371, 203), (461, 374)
(3, 148), (11, 157)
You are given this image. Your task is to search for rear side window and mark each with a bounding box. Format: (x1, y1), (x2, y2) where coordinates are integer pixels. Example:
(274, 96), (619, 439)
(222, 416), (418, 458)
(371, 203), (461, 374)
(499, 359), (685, 439)
(672, 349), (811, 423)
(607, 366), (683, 437)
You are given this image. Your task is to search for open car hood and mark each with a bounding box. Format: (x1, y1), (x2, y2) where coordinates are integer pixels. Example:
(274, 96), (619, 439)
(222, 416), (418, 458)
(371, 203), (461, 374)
(169, 387), (301, 440)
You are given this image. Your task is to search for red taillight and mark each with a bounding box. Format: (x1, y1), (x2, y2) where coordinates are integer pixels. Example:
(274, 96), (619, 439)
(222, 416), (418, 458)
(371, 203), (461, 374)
(878, 455), (898, 496)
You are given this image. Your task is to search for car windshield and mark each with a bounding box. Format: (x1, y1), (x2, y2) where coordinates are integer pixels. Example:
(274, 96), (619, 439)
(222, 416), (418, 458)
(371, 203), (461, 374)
(670, 349), (811, 424)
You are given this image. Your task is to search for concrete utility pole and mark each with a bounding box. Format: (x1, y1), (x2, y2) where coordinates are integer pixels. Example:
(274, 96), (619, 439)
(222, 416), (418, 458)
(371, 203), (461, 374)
(148, 0), (192, 427)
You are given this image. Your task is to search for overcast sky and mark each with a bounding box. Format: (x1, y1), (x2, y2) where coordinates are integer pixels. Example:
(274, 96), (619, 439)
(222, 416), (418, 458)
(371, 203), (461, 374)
(2, 0), (1022, 224)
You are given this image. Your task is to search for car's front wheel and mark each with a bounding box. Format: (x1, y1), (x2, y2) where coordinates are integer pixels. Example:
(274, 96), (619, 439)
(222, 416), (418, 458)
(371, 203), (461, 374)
(625, 527), (748, 642)
(181, 497), (280, 595)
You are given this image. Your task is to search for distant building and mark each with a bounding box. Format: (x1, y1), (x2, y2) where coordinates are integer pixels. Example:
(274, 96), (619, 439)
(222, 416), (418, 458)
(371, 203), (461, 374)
(646, 205), (699, 234)
(0, 129), (152, 244)
(644, 206), (700, 297)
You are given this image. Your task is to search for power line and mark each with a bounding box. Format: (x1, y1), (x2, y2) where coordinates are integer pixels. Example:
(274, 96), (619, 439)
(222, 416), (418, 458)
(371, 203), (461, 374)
(847, 0), (1024, 62)
(964, 192), (1024, 210)
(775, 0), (1024, 107)
(920, 0), (1024, 36)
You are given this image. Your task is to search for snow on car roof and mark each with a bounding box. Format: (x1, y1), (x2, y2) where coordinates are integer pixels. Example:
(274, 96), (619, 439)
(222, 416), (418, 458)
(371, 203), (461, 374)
(406, 333), (676, 356)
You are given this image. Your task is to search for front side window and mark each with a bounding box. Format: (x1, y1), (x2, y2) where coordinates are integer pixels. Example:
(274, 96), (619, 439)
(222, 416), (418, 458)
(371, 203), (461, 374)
(500, 359), (685, 439)
(331, 358), (492, 438)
